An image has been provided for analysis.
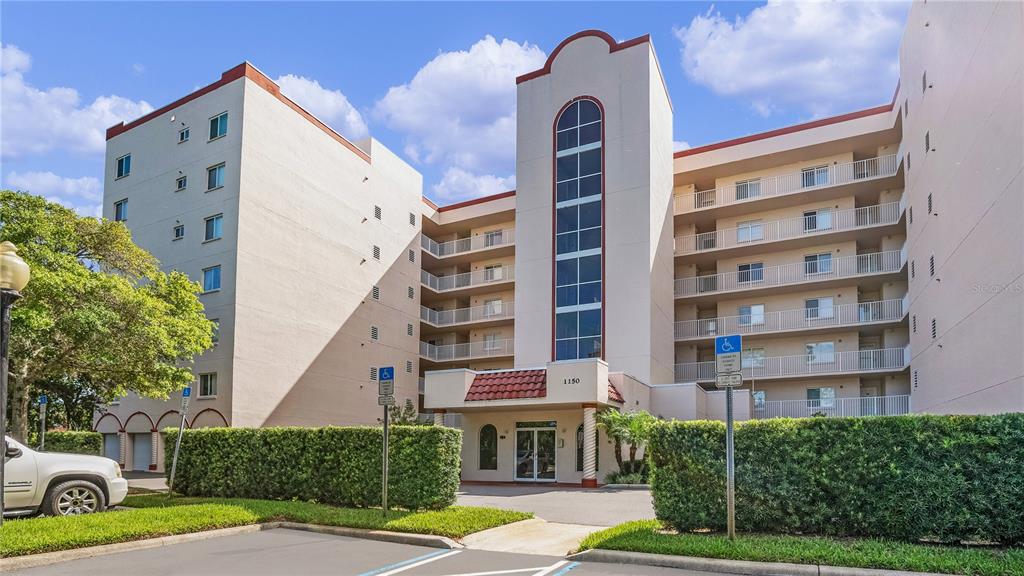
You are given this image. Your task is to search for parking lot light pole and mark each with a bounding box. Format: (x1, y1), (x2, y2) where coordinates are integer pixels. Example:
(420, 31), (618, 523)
(1, 241), (31, 526)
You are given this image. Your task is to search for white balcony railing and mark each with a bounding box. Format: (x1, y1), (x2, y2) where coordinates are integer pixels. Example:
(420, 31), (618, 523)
(420, 338), (515, 362)
(674, 249), (905, 298)
(420, 301), (515, 326)
(675, 154), (899, 213)
(675, 296), (907, 340)
(674, 347), (909, 382)
(675, 201), (903, 255)
(421, 229), (515, 258)
(421, 265), (514, 292)
(754, 394), (911, 419)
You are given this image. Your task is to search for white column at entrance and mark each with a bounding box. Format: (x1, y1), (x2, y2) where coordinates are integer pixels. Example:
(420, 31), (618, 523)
(433, 410), (446, 427)
(582, 404), (597, 487)
(118, 430), (127, 468)
(150, 430), (159, 471)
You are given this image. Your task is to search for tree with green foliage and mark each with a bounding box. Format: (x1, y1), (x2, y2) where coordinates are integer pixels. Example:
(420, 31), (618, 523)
(595, 408), (657, 475)
(0, 191), (214, 441)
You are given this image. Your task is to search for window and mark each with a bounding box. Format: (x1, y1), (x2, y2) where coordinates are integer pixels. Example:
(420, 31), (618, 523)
(199, 373), (218, 397)
(405, 360), (413, 373)
(210, 319), (220, 344)
(554, 98), (603, 361)
(752, 391), (766, 410)
(806, 341), (836, 363)
(176, 175), (187, 191)
(178, 127), (190, 143)
(735, 178), (761, 200)
(483, 299), (503, 317)
(371, 285), (380, 300)
(575, 424), (599, 472)
(370, 326), (379, 340)
(370, 367), (378, 381)
(927, 193), (933, 214)
(202, 265), (221, 292)
(807, 387), (835, 409)
(207, 163), (225, 190)
(479, 425), (498, 470)
(483, 333), (501, 351)
(801, 165), (828, 187)
(407, 323), (413, 336)
(372, 245), (381, 260)
(408, 249), (415, 263)
(114, 199), (128, 222)
(738, 304), (765, 326)
(115, 154), (132, 179)
(931, 318), (937, 339)
(742, 348), (765, 369)
(804, 253), (833, 275)
(805, 297), (834, 319)
(737, 262), (763, 283)
(409, 212), (416, 226)
(209, 112), (228, 140)
(484, 264), (504, 281)
(374, 205), (382, 220)
(407, 286), (414, 299)
(481, 230), (503, 247)
(736, 220), (764, 243)
(929, 255), (935, 277)
(173, 224), (185, 240)
(803, 209), (833, 232)
(204, 214), (223, 241)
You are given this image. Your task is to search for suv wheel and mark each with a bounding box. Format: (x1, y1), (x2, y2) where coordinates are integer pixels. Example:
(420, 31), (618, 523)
(43, 480), (107, 516)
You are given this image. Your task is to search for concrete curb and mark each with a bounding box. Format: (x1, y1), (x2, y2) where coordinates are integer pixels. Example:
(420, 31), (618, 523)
(601, 484), (651, 490)
(567, 549), (942, 576)
(1, 521), (461, 572)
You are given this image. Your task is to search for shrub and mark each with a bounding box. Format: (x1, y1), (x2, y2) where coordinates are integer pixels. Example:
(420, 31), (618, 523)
(43, 431), (103, 455)
(604, 471), (645, 485)
(163, 426), (462, 510)
(649, 414), (1024, 544)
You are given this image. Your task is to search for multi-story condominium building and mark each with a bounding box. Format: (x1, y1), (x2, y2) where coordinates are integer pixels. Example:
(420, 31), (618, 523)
(98, 1), (1022, 482)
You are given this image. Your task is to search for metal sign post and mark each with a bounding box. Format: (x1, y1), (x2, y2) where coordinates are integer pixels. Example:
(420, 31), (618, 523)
(378, 367), (395, 517)
(38, 394), (48, 450)
(714, 334), (742, 540)
(167, 386), (191, 496)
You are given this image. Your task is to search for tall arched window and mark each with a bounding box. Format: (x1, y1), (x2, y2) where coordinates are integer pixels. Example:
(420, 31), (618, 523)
(479, 424), (498, 470)
(554, 98), (603, 361)
(575, 424), (599, 472)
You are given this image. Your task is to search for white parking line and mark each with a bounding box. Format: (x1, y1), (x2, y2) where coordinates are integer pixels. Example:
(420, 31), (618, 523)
(441, 568), (553, 576)
(531, 560), (578, 576)
(359, 549), (463, 576)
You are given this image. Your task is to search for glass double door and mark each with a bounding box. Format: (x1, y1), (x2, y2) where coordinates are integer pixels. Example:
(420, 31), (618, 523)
(515, 427), (556, 482)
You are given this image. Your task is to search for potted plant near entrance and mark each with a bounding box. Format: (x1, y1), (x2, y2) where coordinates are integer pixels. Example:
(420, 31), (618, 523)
(595, 409), (656, 485)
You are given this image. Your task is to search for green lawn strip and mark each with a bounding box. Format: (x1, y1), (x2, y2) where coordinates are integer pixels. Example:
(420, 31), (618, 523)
(577, 520), (1024, 576)
(123, 494), (531, 539)
(1, 504), (258, 558)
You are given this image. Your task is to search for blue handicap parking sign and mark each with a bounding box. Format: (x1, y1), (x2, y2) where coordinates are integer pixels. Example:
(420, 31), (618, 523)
(38, 394), (48, 405)
(379, 366), (395, 382)
(182, 386), (191, 398)
(715, 334), (742, 356)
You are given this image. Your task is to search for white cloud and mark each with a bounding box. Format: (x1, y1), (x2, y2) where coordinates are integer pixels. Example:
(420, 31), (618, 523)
(674, 1), (906, 118)
(431, 167), (515, 204)
(276, 74), (369, 140)
(1, 44), (154, 158)
(131, 63), (146, 75)
(374, 35), (546, 185)
(673, 140), (691, 152)
(6, 170), (102, 216)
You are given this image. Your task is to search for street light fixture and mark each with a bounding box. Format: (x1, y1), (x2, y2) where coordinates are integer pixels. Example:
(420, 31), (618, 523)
(1, 241), (31, 525)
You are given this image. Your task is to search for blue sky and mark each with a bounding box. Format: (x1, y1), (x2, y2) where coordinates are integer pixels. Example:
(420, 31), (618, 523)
(1, 1), (909, 214)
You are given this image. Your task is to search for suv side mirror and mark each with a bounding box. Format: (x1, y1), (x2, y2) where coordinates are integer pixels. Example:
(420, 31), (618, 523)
(5, 444), (22, 459)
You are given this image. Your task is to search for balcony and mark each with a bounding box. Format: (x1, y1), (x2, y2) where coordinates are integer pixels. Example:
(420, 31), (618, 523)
(675, 201), (904, 257)
(675, 154), (900, 214)
(674, 346), (909, 382)
(420, 301), (515, 327)
(675, 248), (905, 300)
(421, 265), (514, 294)
(421, 229), (515, 263)
(420, 338), (515, 362)
(675, 296), (908, 341)
(754, 394), (911, 419)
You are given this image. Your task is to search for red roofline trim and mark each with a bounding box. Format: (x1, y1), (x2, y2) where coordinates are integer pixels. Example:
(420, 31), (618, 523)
(516, 30), (651, 85)
(105, 63), (370, 163)
(434, 190), (516, 213)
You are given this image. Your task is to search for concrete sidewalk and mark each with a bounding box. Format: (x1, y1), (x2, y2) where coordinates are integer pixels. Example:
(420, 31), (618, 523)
(460, 518), (597, 556)
(456, 484), (654, 526)
(123, 471), (168, 492)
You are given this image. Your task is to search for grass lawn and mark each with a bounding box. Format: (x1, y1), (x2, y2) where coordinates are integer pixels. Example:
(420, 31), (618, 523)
(578, 520), (1024, 576)
(0, 496), (531, 558)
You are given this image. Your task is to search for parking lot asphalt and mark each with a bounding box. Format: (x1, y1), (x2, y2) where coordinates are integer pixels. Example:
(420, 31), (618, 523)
(8, 528), (721, 576)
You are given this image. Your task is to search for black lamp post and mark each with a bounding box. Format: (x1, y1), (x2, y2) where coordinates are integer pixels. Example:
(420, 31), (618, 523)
(1, 241), (31, 526)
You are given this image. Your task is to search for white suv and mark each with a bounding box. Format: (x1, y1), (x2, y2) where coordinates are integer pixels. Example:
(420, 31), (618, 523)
(3, 436), (128, 516)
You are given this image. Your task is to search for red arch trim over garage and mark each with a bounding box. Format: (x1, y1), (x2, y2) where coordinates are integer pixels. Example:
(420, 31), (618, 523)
(93, 412), (123, 432)
(124, 411), (157, 432)
(517, 30), (651, 84)
(189, 408), (229, 428)
(155, 410), (184, 430)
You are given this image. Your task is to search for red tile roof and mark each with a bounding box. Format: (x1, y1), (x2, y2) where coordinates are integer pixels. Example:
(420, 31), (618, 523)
(466, 369), (547, 401)
(607, 382), (624, 404)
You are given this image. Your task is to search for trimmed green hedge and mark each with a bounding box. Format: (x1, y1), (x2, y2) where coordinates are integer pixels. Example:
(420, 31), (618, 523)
(44, 431), (103, 455)
(164, 426), (462, 510)
(650, 414), (1024, 544)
